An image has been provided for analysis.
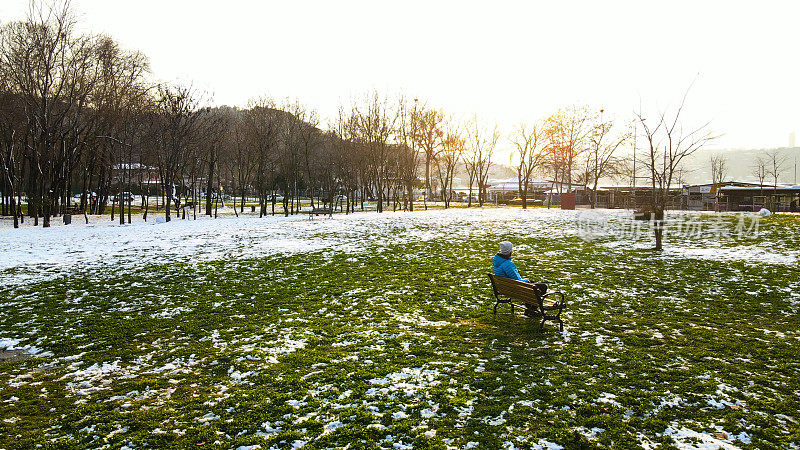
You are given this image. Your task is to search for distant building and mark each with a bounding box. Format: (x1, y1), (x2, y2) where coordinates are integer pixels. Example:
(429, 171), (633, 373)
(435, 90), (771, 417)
(484, 177), (588, 205)
(594, 185), (682, 209)
(486, 177), (554, 193)
(681, 182), (760, 211)
(717, 184), (800, 212)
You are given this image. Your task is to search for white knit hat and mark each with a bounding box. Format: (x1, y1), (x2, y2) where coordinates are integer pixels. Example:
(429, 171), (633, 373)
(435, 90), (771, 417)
(498, 241), (513, 256)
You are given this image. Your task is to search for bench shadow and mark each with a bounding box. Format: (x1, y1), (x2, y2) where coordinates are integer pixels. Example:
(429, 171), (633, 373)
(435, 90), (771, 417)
(464, 308), (564, 343)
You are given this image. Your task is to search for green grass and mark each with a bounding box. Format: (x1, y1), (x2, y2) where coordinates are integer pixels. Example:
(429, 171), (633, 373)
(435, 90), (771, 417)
(0, 212), (798, 449)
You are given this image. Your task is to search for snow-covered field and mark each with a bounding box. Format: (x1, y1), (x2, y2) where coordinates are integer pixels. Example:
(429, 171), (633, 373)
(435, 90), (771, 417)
(1, 207), (795, 285)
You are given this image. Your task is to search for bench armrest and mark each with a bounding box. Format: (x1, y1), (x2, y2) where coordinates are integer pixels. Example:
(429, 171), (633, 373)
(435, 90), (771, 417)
(542, 291), (566, 307)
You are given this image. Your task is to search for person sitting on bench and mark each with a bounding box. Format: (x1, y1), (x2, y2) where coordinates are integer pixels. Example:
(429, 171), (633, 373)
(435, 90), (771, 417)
(492, 241), (547, 314)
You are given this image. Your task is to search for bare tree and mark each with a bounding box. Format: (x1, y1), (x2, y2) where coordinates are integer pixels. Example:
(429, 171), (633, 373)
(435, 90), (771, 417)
(151, 84), (207, 222)
(227, 109), (253, 216)
(751, 155), (768, 196)
(0, 0), (100, 226)
(350, 91), (395, 213)
(435, 119), (464, 208)
(543, 106), (591, 193)
(636, 91), (717, 251)
(465, 116), (498, 206)
(93, 36), (150, 224)
(330, 106), (357, 213)
(509, 121), (545, 209)
(463, 147), (479, 207)
(395, 96), (420, 211)
(764, 149), (788, 210)
(765, 149), (787, 188)
(0, 81), (22, 227)
(198, 107), (231, 217)
(411, 103), (444, 208)
(710, 154), (728, 185)
(585, 111), (629, 208)
(298, 107), (321, 209)
(244, 97), (282, 217)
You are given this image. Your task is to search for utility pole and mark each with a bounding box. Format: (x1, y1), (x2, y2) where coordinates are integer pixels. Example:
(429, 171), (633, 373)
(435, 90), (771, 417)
(631, 120), (637, 210)
(632, 125), (637, 190)
(789, 133), (797, 184)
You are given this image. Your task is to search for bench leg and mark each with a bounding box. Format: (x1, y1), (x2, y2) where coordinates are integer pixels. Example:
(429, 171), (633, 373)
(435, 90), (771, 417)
(494, 300), (515, 317)
(555, 305), (564, 332)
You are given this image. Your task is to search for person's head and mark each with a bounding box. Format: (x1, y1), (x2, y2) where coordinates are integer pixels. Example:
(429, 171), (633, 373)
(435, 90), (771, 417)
(498, 241), (513, 257)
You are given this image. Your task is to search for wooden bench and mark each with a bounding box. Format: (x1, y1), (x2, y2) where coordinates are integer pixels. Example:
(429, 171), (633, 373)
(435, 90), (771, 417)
(487, 273), (566, 331)
(309, 207), (332, 218)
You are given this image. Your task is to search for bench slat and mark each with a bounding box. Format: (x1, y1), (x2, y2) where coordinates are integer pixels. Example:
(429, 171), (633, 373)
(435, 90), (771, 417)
(490, 275), (539, 299)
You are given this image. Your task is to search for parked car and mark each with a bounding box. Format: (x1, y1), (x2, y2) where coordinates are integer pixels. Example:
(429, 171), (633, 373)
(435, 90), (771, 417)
(72, 192), (97, 203)
(111, 192), (134, 203)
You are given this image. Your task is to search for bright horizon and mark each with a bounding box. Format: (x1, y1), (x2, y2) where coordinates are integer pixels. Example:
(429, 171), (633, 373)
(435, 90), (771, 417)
(3, 0), (800, 157)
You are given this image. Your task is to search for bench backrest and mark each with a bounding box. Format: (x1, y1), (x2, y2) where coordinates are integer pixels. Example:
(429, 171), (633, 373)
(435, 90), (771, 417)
(487, 273), (540, 302)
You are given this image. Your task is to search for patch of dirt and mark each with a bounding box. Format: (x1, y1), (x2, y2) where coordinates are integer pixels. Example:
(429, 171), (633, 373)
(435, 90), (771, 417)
(0, 349), (31, 363)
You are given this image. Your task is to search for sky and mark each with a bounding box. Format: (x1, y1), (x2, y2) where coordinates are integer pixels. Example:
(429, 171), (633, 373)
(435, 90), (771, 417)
(2, 0), (800, 159)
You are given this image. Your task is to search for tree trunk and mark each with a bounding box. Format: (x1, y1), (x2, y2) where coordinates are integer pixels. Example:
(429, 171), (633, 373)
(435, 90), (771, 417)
(165, 190), (171, 222)
(42, 193), (51, 228)
(10, 195), (18, 228)
(119, 184), (125, 225)
(522, 177), (528, 209)
(206, 149), (214, 216)
(653, 208), (664, 251)
(214, 188), (219, 219)
(424, 153), (431, 210)
(110, 194), (116, 221)
(17, 192), (23, 224)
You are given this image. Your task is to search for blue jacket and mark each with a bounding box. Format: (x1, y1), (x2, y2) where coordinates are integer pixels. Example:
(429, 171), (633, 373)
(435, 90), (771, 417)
(492, 254), (529, 283)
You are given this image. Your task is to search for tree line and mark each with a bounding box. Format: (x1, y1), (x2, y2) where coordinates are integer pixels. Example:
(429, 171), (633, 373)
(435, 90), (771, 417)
(1, 1), (714, 242)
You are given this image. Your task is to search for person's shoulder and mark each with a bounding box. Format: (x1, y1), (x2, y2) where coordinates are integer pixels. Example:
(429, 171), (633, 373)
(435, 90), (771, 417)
(496, 256), (513, 267)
